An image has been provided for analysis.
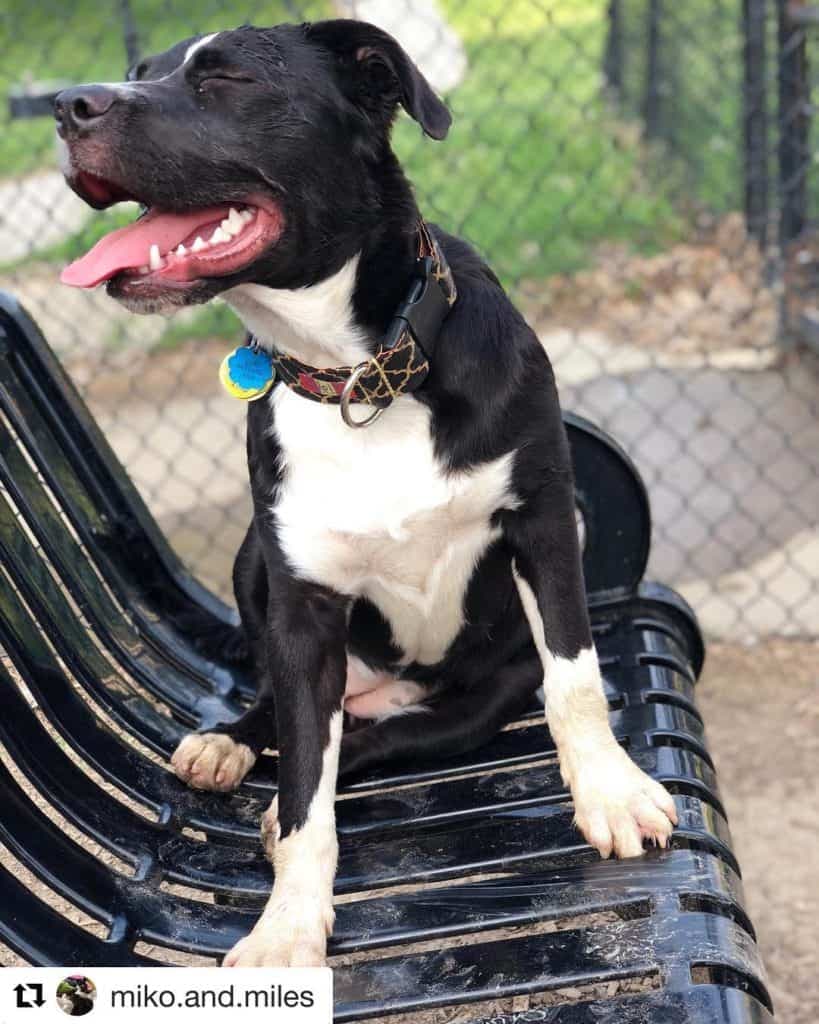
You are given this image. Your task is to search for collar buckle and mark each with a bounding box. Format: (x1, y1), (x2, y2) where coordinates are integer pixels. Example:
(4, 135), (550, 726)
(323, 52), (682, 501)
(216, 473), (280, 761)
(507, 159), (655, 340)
(382, 255), (452, 353)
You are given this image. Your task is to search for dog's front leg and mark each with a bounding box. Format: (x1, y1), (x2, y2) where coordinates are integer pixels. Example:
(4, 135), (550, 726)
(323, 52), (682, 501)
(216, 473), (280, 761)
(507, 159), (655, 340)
(224, 575), (348, 968)
(504, 480), (678, 859)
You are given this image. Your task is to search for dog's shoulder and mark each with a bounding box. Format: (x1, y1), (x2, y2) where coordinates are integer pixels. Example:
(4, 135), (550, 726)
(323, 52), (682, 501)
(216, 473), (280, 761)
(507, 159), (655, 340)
(425, 225), (564, 467)
(431, 224), (555, 395)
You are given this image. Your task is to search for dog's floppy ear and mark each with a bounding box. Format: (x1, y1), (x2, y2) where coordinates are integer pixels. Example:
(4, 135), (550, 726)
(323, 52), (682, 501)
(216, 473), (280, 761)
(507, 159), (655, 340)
(305, 19), (451, 140)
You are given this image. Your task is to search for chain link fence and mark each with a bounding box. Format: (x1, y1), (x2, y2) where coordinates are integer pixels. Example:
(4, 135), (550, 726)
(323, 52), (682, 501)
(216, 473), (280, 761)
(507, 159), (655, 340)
(1, 0), (817, 640)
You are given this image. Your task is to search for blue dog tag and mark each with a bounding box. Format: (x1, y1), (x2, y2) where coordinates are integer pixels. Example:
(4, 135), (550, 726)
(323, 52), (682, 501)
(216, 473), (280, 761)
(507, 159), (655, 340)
(219, 345), (276, 401)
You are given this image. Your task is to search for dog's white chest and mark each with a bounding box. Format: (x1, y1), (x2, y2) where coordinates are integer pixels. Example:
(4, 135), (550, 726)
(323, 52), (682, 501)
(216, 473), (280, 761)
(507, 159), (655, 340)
(270, 387), (516, 665)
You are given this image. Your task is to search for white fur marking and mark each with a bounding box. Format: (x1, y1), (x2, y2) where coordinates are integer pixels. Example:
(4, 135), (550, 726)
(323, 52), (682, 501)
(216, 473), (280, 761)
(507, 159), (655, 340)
(513, 566), (677, 859)
(184, 33), (219, 64)
(224, 257), (371, 367)
(224, 710), (342, 967)
(272, 390), (516, 665)
(61, 31), (221, 127)
(56, 136), (72, 176)
(83, 31), (217, 102)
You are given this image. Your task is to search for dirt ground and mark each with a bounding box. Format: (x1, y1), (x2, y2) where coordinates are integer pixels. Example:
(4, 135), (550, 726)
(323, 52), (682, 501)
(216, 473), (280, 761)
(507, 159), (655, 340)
(696, 639), (819, 1024)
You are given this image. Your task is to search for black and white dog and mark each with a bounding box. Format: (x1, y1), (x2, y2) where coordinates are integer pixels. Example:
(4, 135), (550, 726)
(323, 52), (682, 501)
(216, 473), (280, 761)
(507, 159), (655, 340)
(55, 19), (677, 968)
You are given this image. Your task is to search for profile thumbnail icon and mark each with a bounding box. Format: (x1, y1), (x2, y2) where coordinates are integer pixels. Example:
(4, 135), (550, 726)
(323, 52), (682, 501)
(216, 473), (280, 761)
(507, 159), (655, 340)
(56, 976), (97, 1016)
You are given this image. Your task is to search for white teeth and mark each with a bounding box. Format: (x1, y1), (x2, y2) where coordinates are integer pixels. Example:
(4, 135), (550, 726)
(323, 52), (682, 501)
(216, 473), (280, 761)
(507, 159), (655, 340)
(191, 236), (207, 252)
(149, 244), (162, 270)
(138, 265), (150, 275)
(175, 243), (187, 256)
(240, 209), (254, 224)
(218, 208), (248, 238)
(210, 227), (230, 244)
(227, 206), (244, 232)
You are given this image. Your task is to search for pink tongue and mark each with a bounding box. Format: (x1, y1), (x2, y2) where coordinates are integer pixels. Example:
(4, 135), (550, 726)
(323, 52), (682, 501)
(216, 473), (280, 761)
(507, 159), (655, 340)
(60, 205), (231, 288)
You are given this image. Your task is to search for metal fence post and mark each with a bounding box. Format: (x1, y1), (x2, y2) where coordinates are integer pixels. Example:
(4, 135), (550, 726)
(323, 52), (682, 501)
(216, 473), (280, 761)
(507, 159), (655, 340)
(643, 0), (663, 140)
(743, 0), (770, 245)
(777, 0), (810, 243)
(120, 0), (141, 67)
(604, 0), (624, 96)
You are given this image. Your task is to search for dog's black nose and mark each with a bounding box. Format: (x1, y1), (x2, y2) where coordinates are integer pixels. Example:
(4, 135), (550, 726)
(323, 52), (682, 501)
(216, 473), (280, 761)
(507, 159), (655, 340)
(54, 85), (117, 134)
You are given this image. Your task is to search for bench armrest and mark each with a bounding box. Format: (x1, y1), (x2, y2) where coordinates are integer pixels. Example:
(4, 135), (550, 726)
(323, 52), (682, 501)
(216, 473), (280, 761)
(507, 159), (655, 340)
(564, 411), (651, 596)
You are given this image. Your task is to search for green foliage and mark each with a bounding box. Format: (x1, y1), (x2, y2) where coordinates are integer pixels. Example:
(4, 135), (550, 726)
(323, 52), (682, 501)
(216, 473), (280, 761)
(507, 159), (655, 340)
(618, 0), (745, 214)
(394, 0), (686, 285)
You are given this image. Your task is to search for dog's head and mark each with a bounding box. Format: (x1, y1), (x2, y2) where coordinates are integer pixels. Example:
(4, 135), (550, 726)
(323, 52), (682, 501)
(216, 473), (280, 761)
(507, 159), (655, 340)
(55, 20), (450, 313)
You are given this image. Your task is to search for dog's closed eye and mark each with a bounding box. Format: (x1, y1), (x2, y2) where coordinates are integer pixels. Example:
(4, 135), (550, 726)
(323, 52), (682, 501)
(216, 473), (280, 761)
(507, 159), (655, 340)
(195, 73), (256, 93)
(189, 49), (257, 91)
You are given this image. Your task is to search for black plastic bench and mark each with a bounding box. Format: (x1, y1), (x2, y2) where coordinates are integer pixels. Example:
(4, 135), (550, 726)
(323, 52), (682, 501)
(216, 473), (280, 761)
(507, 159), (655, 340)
(0, 291), (772, 1023)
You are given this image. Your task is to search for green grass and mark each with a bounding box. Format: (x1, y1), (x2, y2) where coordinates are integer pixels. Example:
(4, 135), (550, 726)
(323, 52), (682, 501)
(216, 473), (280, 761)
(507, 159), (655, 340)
(617, 0), (746, 215)
(2, 0), (747, 345)
(394, 0), (726, 283)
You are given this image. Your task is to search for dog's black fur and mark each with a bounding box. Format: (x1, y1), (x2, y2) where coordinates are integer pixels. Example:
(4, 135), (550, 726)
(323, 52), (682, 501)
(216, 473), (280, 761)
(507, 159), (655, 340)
(55, 20), (646, 964)
(57, 16), (589, 813)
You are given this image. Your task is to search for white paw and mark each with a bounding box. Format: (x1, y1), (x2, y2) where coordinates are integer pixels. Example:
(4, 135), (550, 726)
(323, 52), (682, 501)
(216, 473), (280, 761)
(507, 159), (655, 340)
(569, 744), (678, 859)
(260, 797), (279, 861)
(171, 732), (256, 792)
(223, 913), (329, 968)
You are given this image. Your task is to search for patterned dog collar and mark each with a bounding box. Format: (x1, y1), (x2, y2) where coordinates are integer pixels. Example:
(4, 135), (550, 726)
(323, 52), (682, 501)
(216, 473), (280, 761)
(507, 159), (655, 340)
(220, 221), (457, 427)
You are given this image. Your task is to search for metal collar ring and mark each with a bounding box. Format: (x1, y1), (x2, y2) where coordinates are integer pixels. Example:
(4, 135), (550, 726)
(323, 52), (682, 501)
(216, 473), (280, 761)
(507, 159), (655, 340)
(340, 363), (384, 428)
